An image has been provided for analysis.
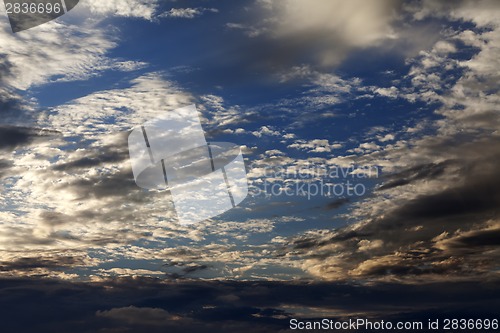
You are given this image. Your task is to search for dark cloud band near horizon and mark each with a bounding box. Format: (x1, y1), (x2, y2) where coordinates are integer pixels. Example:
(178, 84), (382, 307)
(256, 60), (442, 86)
(0, 277), (498, 333)
(0, 0), (500, 332)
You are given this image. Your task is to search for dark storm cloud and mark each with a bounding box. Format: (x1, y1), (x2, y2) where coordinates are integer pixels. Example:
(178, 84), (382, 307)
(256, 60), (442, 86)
(0, 277), (498, 333)
(0, 126), (35, 149)
(0, 126), (59, 151)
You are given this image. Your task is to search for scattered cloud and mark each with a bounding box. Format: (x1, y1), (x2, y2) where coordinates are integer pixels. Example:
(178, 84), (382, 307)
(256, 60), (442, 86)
(288, 139), (342, 153)
(252, 126), (280, 138)
(160, 7), (218, 19)
(81, 0), (160, 20)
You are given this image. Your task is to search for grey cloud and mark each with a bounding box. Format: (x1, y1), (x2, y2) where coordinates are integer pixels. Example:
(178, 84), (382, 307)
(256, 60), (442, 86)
(0, 159), (13, 178)
(163, 261), (210, 275)
(0, 126), (59, 151)
(0, 55), (39, 127)
(0, 255), (88, 272)
(0, 90), (20, 115)
(52, 131), (131, 172)
(452, 228), (500, 247)
(325, 198), (350, 210)
(57, 167), (141, 200)
(439, 226), (500, 250)
(231, 0), (401, 69)
(377, 160), (453, 190)
(39, 211), (71, 227)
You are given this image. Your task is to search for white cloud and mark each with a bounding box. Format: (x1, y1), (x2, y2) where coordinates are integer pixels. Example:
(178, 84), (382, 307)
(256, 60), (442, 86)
(160, 7), (218, 19)
(433, 41), (457, 55)
(276, 66), (361, 111)
(358, 239), (384, 252)
(288, 139), (342, 153)
(42, 73), (193, 135)
(351, 142), (380, 153)
(81, 0), (159, 20)
(374, 86), (398, 99)
(252, 126), (280, 138)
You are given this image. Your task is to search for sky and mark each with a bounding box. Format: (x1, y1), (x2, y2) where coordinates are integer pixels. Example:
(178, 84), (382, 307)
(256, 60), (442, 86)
(0, 0), (499, 332)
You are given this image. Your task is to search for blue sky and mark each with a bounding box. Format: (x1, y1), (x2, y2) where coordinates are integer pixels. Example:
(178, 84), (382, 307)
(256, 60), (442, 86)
(0, 0), (500, 331)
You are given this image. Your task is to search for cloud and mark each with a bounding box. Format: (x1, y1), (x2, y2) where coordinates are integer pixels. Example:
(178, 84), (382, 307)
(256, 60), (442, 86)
(0, 277), (498, 332)
(374, 86), (399, 99)
(273, 0), (500, 284)
(251, 126), (280, 138)
(0, 72), (208, 276)
(159, 7), (218, 19)
(0, 0), (499, 291)
(43, 73), (193, 136)
(0, 0), (159, 133)
(288, 139), (342, 153)
(81, 0), (159, 20)
(0, 126), (59, 151)
(0, 252), (95, 279)
(97, 306), (181, 325)
(287, 115), (500, 283)
(377, 160), (452, 191)
(0, 22), (114, 91)
(325, 198), (350, 210)
(229, 0), (399, 67)
(377, 134), (395, 142)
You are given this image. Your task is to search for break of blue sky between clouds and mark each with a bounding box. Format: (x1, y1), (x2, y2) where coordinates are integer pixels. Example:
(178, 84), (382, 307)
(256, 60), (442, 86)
(0, 0), (499, 283)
